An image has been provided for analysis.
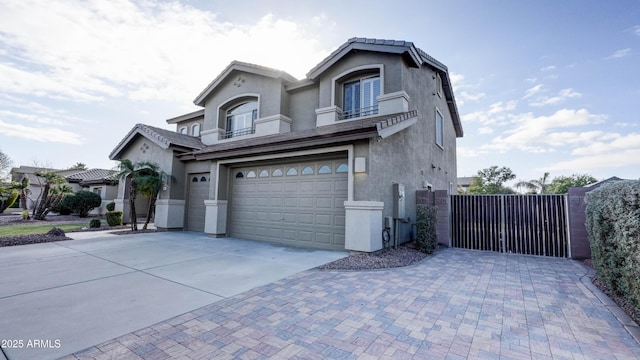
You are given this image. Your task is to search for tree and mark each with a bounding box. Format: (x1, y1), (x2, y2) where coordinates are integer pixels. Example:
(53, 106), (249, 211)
(117, 160), (160, 231)
(467, 166), (516, 194)
(515, 172), (551, 194)
(70, 162), (87, 170)
(32, 171), (73, 220)
(15, 177), (31, 211)
(548, 174), (598, 194)
(0, 149), (12, 181)
(137, 164), (169, 230)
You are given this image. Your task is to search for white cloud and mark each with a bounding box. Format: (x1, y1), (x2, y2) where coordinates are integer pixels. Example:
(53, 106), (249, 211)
(448, 72), (485, 106)
(529, 88), (581, 107)
(462, 100), (517, 125)
(605, 48), (631, 59)
(0, 119), (83, 144)
(478, 127), (493, 135)
(0, 0), (331, 105)
(457, 147), (485, 158)
(523, 84), (544, 99)
(540, 65), (556, 72)
(525, 77), (537, 83)
(547, 148), (640, 173)
(570, 133), (640, 156)
(481, 108), (606, 153)
(632, 25), (640, 36)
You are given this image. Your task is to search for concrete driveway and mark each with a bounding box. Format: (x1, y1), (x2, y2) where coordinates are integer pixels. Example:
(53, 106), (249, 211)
(0, 232), (347, 360)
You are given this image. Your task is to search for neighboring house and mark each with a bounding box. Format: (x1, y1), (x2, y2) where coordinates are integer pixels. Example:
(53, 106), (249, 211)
(110, 37), (463, 252)
(10, 166), (118, 215)
(457, 176), (473, 193)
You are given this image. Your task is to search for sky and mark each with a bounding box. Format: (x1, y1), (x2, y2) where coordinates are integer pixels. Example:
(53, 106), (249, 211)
(0, 0), (638, 186)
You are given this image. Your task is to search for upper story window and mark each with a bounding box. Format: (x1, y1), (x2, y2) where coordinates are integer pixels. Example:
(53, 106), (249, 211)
(435, 108), (444, 148)
(224, 100), (257, 139)
(343, 76), (380, 120)
(192, 123), (201, 137)
(179, 127), (187, 134)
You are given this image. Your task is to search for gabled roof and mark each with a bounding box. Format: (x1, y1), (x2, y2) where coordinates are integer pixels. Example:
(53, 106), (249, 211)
(66, 169), (117, 183)
(11, 166), (117, 186)
(179, 111), (418, 161)
(109, 123), (204, 160)
(166, 109), (205, 124)
(306, 37), (462, 137)
(193, 61), (298, 107)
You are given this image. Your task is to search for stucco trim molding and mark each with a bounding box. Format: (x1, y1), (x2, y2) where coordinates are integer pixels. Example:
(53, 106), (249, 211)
(204, 200), (228, 236)
(344, 201), (384, 252)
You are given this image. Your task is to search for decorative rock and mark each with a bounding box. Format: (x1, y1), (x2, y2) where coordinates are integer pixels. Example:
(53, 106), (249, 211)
(46, 227), (66, 237)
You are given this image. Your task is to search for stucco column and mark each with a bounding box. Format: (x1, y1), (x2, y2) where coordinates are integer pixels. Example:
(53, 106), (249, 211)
(204, 200), (228, 237)
(344, 201), (384, 252)
(154, 199), (185, 230)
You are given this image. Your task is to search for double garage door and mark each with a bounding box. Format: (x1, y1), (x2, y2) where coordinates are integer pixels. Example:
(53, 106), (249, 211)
(230, 158), (348, 250)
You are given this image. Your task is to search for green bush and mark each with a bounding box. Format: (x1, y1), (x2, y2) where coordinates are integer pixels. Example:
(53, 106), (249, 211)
(416, 204), (438, 254)
(22, 209), (29, 220)
(53, 195), (74, 215)
(106, 201), (116, 212)
(586, 180), (640, 311)
(106, 210), (123, 226)
(69, 191), (102, 218)
(0, 188), (18, 214)
(89, 219), (101, 228)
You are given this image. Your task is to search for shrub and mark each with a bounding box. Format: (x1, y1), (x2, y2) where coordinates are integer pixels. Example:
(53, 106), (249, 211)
(586, 180), (640, 311)
(53, 195), (74, 215)
(416, 204), (438, 254)
(22, 209), (29, 220)
(106, 201), (116, 212)
(106, 210), (123, 226)
(69, 191), (102, 218)
(0, 188), (18, 214)
(89, 219), (101, 228)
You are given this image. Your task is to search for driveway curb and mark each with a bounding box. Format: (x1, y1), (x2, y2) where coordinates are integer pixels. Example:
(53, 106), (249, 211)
(579, 264), (640, 344)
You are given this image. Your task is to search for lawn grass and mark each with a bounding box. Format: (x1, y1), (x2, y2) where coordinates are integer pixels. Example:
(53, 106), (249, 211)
(0, 223), (86, 237)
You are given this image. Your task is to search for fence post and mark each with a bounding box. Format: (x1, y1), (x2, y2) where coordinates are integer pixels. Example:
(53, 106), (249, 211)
(500, 195), (506, 253)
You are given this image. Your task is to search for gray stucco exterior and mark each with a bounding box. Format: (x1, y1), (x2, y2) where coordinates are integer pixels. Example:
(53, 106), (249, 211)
(109, 37), (463, 251)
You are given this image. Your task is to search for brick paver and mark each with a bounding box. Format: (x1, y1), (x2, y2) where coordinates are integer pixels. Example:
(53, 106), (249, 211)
(64, 248), (640, 359)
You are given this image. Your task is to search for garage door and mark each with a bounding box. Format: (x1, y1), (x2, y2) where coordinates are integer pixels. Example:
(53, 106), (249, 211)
(230, 159), (348, 250)
(186, 173), (209, 231)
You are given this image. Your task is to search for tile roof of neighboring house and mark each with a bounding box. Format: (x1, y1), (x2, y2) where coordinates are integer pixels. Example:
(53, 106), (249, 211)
(66, 169), (118, 184)
(583, 176), (625, 188)
(110, 123), (204, 160)
(180, 111), (419, 161)
(457, 177), (474, 187)
(193, 61), (299, 106)
(11, 166), (118, 186)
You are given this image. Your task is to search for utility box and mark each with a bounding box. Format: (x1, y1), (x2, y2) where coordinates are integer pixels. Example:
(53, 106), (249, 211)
(392, 183), (405, 219)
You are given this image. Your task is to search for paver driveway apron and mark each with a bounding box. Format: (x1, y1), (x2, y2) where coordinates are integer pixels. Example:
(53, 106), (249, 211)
(0, 232), (347, 360)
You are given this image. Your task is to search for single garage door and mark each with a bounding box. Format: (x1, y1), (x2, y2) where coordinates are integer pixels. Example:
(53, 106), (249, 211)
(230, 159), (348, 250)
(186, 173), (209, 231)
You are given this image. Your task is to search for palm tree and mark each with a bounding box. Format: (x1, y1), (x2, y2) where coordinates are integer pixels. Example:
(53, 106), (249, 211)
(137, 164), (169, 230)
(515, 172), (551, 194)
(32, 171), (72, 220)
(117, 160), (161, 231)
(14, 177), (31, 212)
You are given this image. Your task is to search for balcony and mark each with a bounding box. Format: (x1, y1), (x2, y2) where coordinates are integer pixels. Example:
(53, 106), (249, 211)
(222, 126), (255, 139)
(340, 105), (379, 120)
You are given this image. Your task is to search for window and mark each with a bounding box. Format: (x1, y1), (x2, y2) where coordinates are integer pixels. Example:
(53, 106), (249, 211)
(180, 127), (188, 134)
(236, 172), (244, 178)
(200, 176), (207, 182)
(301, 166), (314, 175)
(192, 124), (201, 137)
(259, 170), (269, 178)
(435, 108), (444, 148)
(246, 171), (257, 178)
(286, 167), (298, 176)
(192, 177), (198, 182)
(436, 73), (442, 97)
(272, 169), (283, 177)
(225, 101), (257, 138)
(336, 164), (348, 173)
(318, 165), (331, 174)
(343, 76), (380, 119)
(93, 187), (102, 195)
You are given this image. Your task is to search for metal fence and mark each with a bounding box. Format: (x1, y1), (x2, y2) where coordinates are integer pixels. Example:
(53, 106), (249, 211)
(450, 194), (570, 258)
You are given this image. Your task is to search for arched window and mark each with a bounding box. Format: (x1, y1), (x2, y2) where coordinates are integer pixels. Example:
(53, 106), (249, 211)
(336, 164), (348, 173)
(286, 167), (298, 176)
(236, 172), (244, 178)
(192, 177), (198, 182)
(301, 166), (314, 175)
(246, 171), (257, 178)
(225, 100), (258, 138)
(259, 170), (269, 178)
(200, 176), (207, 182)
(272, 169), (283, 177)
(192, 123), (201, 137)
(318, 165), (331, 174)
(180, 127), (188, 135)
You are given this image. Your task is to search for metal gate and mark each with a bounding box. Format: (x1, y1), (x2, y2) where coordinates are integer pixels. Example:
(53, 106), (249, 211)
(450, 195), (570, 257)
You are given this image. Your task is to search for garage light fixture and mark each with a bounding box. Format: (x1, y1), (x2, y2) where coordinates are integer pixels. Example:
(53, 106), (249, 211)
(354, 157), (366, 173)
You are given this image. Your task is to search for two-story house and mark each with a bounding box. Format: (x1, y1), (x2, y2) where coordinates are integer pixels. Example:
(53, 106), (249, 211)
(109, 37), (463, 252)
